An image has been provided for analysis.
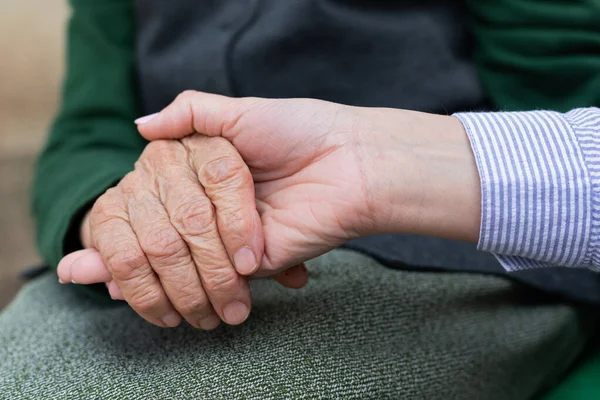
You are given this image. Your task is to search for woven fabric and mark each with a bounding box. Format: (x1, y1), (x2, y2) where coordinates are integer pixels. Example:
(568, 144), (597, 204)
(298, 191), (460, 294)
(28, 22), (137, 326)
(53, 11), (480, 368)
(0, 250), (596, 399)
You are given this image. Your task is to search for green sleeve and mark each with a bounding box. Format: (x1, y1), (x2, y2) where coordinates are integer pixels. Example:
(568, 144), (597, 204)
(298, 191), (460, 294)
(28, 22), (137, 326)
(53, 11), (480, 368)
(467, 0), (600, 111)
(31, 0), (145, 274)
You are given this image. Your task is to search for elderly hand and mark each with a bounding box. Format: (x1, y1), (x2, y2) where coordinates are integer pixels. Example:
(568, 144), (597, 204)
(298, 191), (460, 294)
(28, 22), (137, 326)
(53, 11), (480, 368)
(133, 92), (481, 278)
(57, 135), (307, 329)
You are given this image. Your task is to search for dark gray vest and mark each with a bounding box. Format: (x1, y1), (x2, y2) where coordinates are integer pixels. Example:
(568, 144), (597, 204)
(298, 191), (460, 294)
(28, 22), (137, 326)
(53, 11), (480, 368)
(134, 0), (600, 304)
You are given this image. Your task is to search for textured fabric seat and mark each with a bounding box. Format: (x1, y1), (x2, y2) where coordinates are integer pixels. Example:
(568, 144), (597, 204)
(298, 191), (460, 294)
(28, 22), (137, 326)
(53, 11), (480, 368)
(1, 250), (596, 399)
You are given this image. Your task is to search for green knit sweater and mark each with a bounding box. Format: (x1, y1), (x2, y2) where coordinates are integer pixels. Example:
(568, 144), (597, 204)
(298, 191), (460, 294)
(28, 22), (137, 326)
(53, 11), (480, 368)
(31, 0), (600, 397)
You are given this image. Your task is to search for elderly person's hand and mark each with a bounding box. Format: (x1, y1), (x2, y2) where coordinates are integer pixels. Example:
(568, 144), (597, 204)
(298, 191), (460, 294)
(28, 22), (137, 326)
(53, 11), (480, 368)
(60, 91), (481, 326)
(133, 92), (481, 278)
(57, 135), (307, 329)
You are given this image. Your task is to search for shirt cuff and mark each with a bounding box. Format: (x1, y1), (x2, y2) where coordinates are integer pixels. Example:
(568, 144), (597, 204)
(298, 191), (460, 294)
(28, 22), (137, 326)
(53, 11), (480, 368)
(454, 109), (598, 272)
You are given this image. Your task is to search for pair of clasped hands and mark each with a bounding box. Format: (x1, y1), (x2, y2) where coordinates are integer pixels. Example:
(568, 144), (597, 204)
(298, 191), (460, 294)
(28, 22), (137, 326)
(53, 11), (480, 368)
(57, 92), (480, 329)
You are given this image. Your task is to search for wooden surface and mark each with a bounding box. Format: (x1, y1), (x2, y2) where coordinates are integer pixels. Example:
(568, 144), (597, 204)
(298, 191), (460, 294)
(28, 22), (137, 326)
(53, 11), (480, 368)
(0, 1), (68, 309)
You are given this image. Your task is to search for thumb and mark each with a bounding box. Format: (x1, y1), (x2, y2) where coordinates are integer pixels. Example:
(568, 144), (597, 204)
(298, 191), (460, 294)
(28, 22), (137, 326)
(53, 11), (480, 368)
(135, 91), (249, 141)
(57, 248), (112, 285)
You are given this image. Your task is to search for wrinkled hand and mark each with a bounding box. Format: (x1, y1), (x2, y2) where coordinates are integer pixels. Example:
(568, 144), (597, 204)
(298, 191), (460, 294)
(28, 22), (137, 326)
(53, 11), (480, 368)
(133, 92), (382, 277)
(57, 135), (307, 329)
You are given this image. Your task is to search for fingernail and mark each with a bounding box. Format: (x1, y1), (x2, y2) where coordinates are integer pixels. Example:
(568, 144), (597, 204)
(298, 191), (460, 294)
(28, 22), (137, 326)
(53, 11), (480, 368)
(71, 279), (77, 284)
(223, 301), (249, 325)
(58, 278), (65, 284)
(134, 112), (159, 125)
(161, 312), (182, 328)
(198, 316), (221, 330)
(233, 247), (257, 275)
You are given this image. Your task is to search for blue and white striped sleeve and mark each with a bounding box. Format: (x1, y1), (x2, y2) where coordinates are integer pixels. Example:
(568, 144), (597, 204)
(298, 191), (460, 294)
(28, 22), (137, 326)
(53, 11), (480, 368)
(454, 108), (600, 272)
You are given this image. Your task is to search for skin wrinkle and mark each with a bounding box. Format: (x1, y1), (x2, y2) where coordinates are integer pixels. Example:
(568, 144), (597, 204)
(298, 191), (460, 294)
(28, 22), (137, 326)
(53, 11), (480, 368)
(174, 286), (210, 314)
(281, 102), (342, 168)
(135, 149), (161, 198)
(200, 156), (247, 190)
(155, 260), (201, 287)
(131, 142), (239, 326)
(350, 109), (392, 234)
(91, 213), (153, 288)
(91, 209), (130, 233)
(220, 211), (250, 239)
(235, 99), (340, 179)
(127, 285), (166, 315)
(154, 136), (252, 322)
(200, 267), (242, 295)
(258, 213), (287, 270)
(139, 222), (188, 264)
(222, 97), (262, 138)
(113, 143), (207, 325)
(91, 188), (130, 227)
(104, 246), (152, 284)
(307, 198), (358, 243)
(170, 197), (217, 240)
(158, 139), (219, 244)
(182, 135), (260, 262)
(258, 178), (330, 209)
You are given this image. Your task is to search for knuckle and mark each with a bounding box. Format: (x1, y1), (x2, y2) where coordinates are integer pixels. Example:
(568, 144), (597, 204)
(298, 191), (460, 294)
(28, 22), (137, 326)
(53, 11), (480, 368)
(142, 140), (180, 166)
(172, 199), (215, 237)
(107, 248), (149, 279)
(91, 190), (122, 222)
(147, 139), (176, 155)
(115, 171), (143, 199)
(90, 201), (108, 223)
(140, 225), (187, 262)
(200, 156), (247, 188)
(102, 186), (121, 201)
(221, 211), (251, 235)
(130, 288), (163, 314)
(203, 268), (239, 294)
(118, 171), (138, 190)
(176, 294), (210, 316)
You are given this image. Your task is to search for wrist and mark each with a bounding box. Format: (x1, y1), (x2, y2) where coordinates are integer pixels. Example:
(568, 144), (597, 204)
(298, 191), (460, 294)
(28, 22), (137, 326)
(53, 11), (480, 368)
(359, 109), (481, 242)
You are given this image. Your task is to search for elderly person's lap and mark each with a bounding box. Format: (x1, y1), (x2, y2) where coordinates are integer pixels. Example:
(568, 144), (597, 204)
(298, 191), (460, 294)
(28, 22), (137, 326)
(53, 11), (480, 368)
(0, 250), (595, 399)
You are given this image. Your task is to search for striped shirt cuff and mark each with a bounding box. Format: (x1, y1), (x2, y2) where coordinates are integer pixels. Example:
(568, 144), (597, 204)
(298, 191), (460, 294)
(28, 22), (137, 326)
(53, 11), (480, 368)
(454, 109), (600, 272)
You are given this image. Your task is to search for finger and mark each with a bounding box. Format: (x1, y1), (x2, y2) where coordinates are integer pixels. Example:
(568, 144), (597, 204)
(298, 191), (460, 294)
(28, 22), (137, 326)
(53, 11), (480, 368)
(91, 188), (182, 328)
(58, 248), (112, 284)
(182, 135), (263, 275)
(157, 145), (252, 326)
(107, 280), (124, 300)
(60, 250), (125, 300)
(131, 197), (220, 329)
(135, 91), (242, 141)
(127, 146), (221, 329)
(272, 264), (309, 289)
